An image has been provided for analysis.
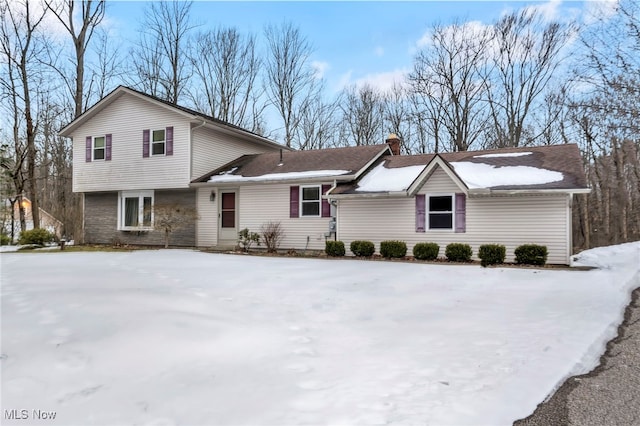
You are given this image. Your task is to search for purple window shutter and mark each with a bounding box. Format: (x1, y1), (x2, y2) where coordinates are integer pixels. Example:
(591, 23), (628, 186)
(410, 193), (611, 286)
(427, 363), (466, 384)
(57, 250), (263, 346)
(321, 184), (331, 218)
(85, 136), (92, 162)
(166, 126), (173, 156)
(455, 193), (466, 233)
(290, 186), (300, 218)
(143, 129), (150, 157)
(415, 194), (426, 232)
(105, 134), (112, 161)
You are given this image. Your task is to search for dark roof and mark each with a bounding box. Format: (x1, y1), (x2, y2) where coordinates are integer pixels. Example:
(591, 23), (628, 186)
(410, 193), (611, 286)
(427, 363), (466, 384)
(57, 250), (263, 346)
(192, 144), (390, 183)
(332, 144), (588, 194)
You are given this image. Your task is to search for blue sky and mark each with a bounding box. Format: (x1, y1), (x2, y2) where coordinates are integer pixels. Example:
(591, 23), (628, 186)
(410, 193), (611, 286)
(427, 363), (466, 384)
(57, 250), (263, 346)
(104, 1), (605, 95)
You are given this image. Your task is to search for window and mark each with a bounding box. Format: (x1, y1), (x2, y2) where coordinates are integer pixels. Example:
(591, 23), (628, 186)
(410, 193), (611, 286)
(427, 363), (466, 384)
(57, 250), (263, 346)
(93, 136), (105, 160)
(300, 186), (321, 217)
(428, 195), (453, 229)
(152, 129), (165, 156)
(119, 190), (154, 230)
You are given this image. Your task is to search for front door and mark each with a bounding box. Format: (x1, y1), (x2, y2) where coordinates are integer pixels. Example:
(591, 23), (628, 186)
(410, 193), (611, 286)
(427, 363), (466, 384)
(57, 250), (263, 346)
(218, 191), (238, 245)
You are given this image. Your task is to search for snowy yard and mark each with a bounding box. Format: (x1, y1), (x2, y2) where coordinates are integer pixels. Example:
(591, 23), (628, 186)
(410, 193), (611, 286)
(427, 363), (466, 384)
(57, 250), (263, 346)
(1, 243), (639, 425)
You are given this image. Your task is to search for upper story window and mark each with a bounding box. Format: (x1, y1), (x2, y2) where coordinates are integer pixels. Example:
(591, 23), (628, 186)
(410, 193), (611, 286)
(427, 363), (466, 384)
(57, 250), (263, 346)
(152, 129), (165, 156)
(85, 134), (111, 162)
(300, 185), (321, 217)
(428, 195), (453, 229)
(93, 136), (105, 160)
(143, 127), (173, 158)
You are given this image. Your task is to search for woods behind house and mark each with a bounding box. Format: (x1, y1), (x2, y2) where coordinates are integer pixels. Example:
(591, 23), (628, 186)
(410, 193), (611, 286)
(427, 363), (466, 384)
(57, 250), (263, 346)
(1, 0), (638, 249)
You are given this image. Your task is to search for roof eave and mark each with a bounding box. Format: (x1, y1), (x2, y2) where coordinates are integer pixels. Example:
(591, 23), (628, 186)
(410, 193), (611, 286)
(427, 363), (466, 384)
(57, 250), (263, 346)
(328, 190), (409, 200)
(474, 187), (592, 196)
(190, 174), (356, 187)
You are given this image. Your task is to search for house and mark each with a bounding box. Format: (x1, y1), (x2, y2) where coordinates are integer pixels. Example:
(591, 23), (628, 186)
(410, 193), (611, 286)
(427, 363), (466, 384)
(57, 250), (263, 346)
(192, 136), (590, 264)
(2, 197), (63, 241)
(59, 86), (286, 246)
(62, 87), (589, 264)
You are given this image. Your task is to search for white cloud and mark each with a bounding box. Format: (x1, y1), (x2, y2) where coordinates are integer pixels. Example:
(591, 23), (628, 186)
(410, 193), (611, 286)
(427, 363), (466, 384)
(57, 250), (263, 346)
(523, 0), (563, 21)
(311, 61), (329, 79)
(583, 0), (620, 25)
(374, 46), (384, 57)
(351, 68), (409, 94)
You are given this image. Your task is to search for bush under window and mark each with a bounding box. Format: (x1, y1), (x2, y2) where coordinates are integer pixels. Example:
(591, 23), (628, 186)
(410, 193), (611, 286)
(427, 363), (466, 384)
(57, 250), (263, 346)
(413, 242), (440, 260)
(445, 243), (472, 262)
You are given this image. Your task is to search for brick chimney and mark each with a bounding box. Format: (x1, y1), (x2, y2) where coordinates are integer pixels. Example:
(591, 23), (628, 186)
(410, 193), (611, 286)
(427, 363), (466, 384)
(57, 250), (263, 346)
(386, 133), (401, 155)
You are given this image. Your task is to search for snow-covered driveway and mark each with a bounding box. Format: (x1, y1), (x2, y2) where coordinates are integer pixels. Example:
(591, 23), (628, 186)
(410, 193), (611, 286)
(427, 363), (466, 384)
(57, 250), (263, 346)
(1, 243), (639, 425)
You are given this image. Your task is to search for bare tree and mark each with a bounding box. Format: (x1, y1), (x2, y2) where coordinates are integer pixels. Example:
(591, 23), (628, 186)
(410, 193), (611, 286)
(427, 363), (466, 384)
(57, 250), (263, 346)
(409, 20), (491, 152)
(45, 0), (105, 118)
(485, 9), (574, 148)
(0, 0), (49, 228)
(339, 84), (385, 146)
(130, 0), (195, 104)
(190, 27), (263, 128)
(296, 87), (340, 150)
(151, 203), (198, 248)
(264, 22), (316, 148)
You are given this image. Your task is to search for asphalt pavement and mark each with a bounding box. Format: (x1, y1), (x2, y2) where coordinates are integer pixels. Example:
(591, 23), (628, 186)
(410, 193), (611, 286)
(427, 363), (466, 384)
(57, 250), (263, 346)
(515, 285), (640, 425)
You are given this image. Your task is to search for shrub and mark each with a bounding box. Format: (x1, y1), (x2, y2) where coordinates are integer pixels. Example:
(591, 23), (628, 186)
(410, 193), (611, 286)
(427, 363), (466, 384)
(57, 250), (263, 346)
(350, 240), (375, 257)
(478, 244), (506, 267)
(413, 242), (440, 260)
(445, 243), (473, 262)
(380, 240), (407, 258)
(325, 240), (345, 257)
(515, 244), (548, 266)
(0, 233), (10, 246)
(260, 221), (285, 253)
(238, 228), (260, 252)
(18, 228), (55, 246)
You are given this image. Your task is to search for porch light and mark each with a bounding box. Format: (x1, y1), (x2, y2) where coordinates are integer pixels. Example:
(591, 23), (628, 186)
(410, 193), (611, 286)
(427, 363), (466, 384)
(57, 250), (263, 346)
(210, 191), (216, 202)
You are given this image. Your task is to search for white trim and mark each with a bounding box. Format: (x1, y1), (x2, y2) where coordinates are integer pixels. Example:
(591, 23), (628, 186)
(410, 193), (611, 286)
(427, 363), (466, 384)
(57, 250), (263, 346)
(300, 185), (322, 217)
(118, 190), (155, 231)
(566, 194), (572, 264)
(151, 129), (166, 156)
(92, 135), (106, 161)
(427, 193), (455, 232)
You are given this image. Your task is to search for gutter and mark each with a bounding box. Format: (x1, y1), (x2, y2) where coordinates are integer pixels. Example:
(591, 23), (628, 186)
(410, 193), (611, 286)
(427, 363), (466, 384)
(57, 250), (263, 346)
(190, 175), (357, 188)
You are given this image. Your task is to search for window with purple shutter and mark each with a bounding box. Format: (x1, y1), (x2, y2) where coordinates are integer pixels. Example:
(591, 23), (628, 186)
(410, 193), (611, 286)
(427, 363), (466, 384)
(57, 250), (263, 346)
(321, 184), (331, 217)
(85, 136), (92, 162)
(290, 186), (300, 218)
(142, 129), (150, 157)
(165, 126), (173, 156)
(105, 134), (112, 161)
(415, 194), (426, 232)
(455, 193), (466, 233)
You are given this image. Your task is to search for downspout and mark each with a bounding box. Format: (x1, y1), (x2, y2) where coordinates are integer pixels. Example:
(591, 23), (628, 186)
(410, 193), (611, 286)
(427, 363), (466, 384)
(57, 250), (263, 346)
(190, 118), (207, 181)
(190, 118), (207, 248)
(329, 179), (338, 241)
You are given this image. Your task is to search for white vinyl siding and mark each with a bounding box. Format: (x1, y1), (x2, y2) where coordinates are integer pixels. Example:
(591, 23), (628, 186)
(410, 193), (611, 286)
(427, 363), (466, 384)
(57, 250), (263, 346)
(191, 125), (276, 180)
(72, 93), (190, 192)
(238, 184), (331, 251)
(196, 187), (218, 247)
(338, 194), (570, 264)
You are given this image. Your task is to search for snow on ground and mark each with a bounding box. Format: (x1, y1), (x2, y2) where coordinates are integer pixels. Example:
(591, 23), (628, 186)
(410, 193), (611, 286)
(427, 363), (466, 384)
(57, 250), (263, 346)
(1, 242), (639, 425)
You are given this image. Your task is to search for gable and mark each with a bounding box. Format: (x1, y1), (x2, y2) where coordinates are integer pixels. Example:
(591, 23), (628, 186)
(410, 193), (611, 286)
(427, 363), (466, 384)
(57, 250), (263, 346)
(417, 165), (465, 194)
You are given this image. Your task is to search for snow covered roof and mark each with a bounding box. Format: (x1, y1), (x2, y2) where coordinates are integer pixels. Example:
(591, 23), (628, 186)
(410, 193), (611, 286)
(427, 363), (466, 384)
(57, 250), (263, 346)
(332, 144), (588, 196)
(192, 144), (390, 184)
